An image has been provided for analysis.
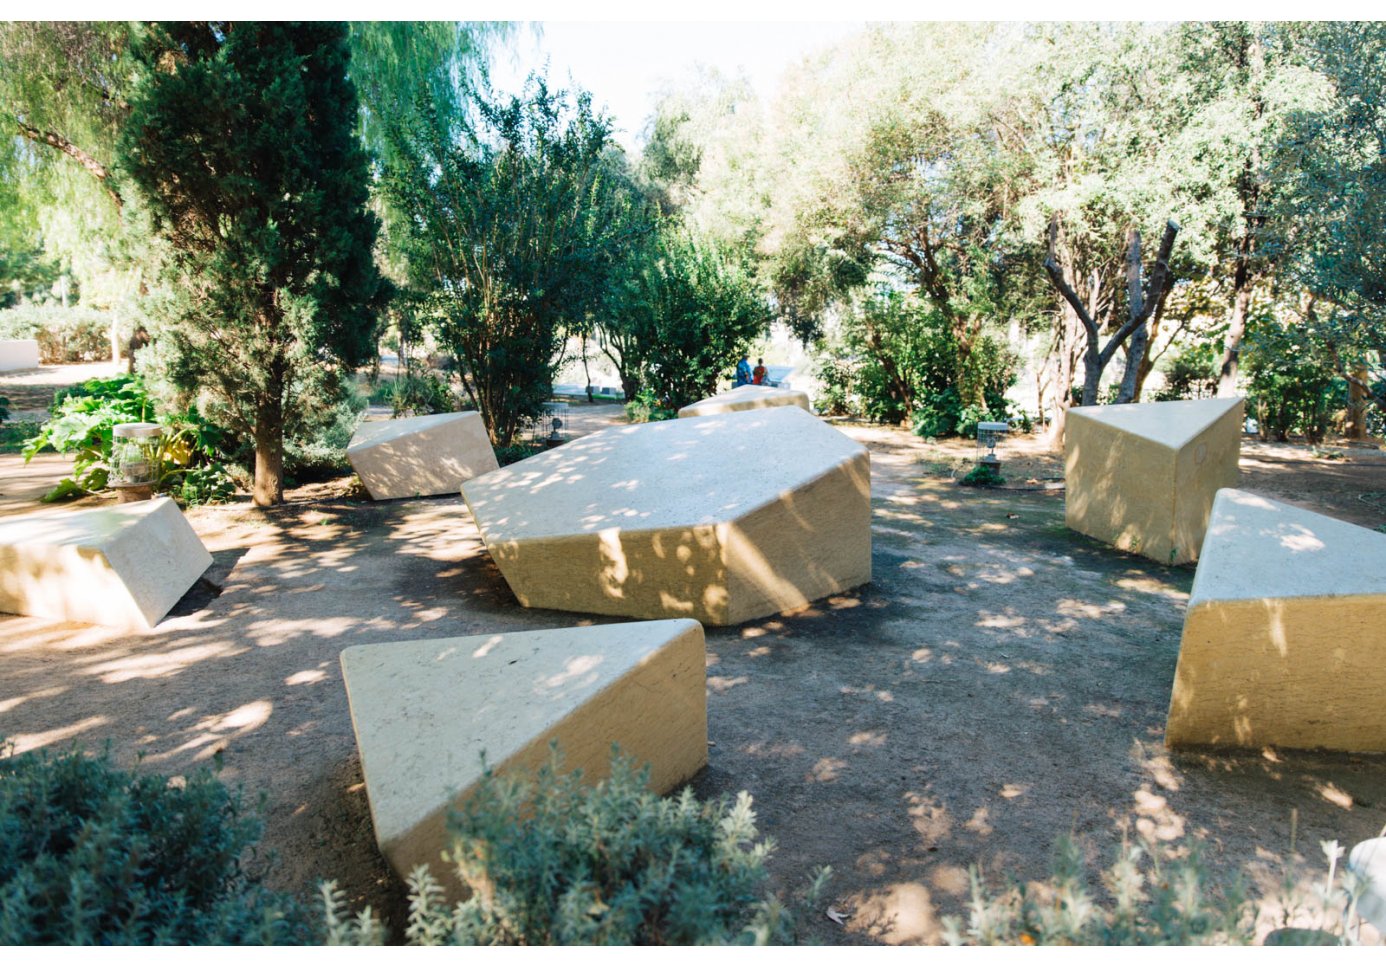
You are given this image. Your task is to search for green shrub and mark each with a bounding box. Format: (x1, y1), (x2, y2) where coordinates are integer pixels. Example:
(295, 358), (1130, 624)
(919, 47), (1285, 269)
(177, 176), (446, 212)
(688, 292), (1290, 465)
(943, 833), (1367, 946)
(624, 387), (676, 424)
(494, 442), (543, 466)
(382, 372), (456, 417)
(0, 304), (125, 364)
(0, 395), (8, 424)
(0, 742), (302, 944)
(1243, 323), (1342, 443)
(22, 374), (235, 504)
(1153, 345), (1218, 402)
(959, 463), (1005, 487)
(325, 747), (828, 945)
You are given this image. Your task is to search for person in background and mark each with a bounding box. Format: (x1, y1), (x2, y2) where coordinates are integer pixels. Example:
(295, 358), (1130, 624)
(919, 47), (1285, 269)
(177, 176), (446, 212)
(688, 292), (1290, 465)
(734, 354), (753, 387)
(752, 358), (767, 385)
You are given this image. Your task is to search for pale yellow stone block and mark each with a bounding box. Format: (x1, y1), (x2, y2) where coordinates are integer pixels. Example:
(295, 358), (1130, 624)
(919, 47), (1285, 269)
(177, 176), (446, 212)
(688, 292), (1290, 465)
(1065, 397), (1243, 564)
(462, 406), (871, 625)
(0, 496), (212, 629)
(347, 411), (499, 501)
(339, 619), (708, 885)
(677, 384), (812, 419)
(1167, 489), (1386, 751)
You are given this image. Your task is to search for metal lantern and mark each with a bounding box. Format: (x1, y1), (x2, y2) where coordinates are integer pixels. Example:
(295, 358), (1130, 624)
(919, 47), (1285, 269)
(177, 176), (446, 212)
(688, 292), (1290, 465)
(532, 401), (570, 448)
(975, 420), (1009, 470)
(111, 422), (162, 500)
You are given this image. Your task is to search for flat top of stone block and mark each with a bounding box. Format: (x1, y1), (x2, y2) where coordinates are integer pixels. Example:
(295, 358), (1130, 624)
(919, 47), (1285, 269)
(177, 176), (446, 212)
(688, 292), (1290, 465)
(1068, 397), (1243, 451)
(677, 385), (810, 416)
(348, 410), (486, 452)
(1190, 488), (1386, 605)
(0, 496), (179, 549)
(462, 406), (865, 541)
(339, 619), (702, 844)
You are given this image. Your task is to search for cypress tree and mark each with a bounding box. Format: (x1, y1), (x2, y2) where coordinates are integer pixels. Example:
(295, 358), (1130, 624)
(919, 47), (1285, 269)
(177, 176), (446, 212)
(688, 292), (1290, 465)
(120, 22), (388, 505)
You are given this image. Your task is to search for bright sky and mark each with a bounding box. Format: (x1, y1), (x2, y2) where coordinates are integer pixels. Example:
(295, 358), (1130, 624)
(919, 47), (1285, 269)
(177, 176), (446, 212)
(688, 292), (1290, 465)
(487, 22), (868, 152)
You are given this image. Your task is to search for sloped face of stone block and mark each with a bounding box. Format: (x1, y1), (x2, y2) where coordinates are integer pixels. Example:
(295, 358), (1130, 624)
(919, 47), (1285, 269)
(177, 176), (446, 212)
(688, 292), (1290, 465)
(677, 385), (812, 419)
(1065, 397), (1242, 564)
(1167, 489), (1386, 751)
(0, 497), (212, 629)
(339, 619), (708, 885)
(461, 406), (871, 625)
(347, 411), (499, 501)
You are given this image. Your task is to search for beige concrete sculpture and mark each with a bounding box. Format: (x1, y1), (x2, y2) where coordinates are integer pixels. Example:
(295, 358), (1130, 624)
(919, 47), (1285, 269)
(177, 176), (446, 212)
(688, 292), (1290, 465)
(677, 384), (812, 419)
(1166, 489), (1386, 752)
(347, 411), (499, 501)
(0, 496), (212, 629)
(1065, 397), (1243, 565)
(462, 405), (871, 625)
(0, 339), (39, 372)
(339, 619), (708, 885)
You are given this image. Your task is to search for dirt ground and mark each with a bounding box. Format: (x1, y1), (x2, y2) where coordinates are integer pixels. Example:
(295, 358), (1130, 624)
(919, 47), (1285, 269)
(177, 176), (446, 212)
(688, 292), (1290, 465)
(2, 384), (1386, 944)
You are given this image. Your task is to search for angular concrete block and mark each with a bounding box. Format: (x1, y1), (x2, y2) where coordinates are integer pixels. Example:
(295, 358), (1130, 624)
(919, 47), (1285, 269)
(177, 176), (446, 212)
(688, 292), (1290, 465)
(462, 406), (871, 625)
(0, 339), (39, 372)
(339, 619), (708, 884)
(1066, 397), (1243, 564)
(1166, 489), (1386, 751)
(347, 411), (499, 501)
(0, 496), (212, 629)
(677, 384), (812, 419)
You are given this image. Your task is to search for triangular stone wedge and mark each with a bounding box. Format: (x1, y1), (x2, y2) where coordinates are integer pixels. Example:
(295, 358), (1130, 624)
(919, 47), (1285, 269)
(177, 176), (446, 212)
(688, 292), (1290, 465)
(462, 406), (871, 625)
(339, 619), (708, 886)
(677, 384), (812, 418)
(0, 496), (212, 629)
(347, 411), (499, 501)
(1066, 397), (1243, 564)
(1166, 488), (1386, 751)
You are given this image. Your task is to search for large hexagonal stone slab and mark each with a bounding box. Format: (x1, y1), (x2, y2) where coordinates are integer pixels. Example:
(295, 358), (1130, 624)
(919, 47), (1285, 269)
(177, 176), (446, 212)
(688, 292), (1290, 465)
(339, 619), (708, 884)
(347, 411), (499, 501)
(1066, 397), (1242, 565)
(677, 384), (812, 418)
(1166, 489), (1386, 751)
(0, 496), (212, 629)
(462, 406), (871, 625)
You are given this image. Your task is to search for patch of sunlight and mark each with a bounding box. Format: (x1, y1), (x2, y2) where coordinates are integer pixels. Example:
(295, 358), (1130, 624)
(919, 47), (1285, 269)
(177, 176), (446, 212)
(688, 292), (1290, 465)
(11, 716), (109, 754)
(807, 757), (847, 782)
(0, 685), (66, 715)
(85, 642), (243, 684)
(1317, 782), (1354, 810)
(849, 731), (887, 748)
(847, 883), (937, 945)
(707, 675), (748, 694)
(285, 669), (327, 686)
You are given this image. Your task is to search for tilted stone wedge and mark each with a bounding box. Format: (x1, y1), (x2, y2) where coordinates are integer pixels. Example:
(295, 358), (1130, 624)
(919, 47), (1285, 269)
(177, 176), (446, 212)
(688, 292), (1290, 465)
(1166, 488), (1386, 751)
(0, 496), (212, 629)
(461, 406), (872, 625)
(1066, 397), (1243, 565)
(677, 384), (813, 418)
(347, 411), (499, 501)
(339, 619), (708, 885)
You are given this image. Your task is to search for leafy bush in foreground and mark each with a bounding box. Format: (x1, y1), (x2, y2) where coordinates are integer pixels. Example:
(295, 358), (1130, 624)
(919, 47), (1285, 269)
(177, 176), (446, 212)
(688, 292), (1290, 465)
(0, 742), (302, 944)
(324, 747), (828, 945)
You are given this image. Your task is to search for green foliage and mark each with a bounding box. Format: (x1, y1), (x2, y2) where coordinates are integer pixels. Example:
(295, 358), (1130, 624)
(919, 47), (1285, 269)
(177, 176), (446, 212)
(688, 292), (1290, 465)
(945, 832), (1373, 947)
(383, 76), (637, 446)
(325, 747), (826, 945)
(493, 441), (544, 467)
(604, 222), (771, 411)
(1244, 321), (1343, 443)
(0, 304), (121, 364)
(121, 22), (389, 506)
(0, 396), (8, 424)
(959, 463), (1005, 488)
(381, 372), (455, 418)
(0, 741), (302, 944)
(280, 382), (365, 484)
(624, 386), (676, 424)
(22, 374), (234, 504)
(1153, 344), (1220, 402)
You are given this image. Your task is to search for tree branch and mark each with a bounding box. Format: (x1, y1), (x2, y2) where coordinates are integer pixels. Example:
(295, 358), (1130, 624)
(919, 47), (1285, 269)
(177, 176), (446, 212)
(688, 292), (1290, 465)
(14, 116), (122, 210)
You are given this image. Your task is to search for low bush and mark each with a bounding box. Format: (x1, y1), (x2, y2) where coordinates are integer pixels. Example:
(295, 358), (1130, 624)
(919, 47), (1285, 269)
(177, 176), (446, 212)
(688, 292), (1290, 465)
(0, 742), (302, 944)
(943, 832), (1368, 946)
(624, 387), (677, 423)
(0, 305), (125, 364)
(324, 747), (829, 945)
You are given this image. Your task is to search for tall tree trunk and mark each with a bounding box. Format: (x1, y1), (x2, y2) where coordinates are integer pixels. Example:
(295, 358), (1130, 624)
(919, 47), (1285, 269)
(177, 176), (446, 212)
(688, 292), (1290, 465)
(1346, 364), (1370, 439)
(1217, 33), (1265, 398)
(1045, 301), (1083, 450)
(253, 392), (285, 507)
(1133, 289), (1170, 401)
